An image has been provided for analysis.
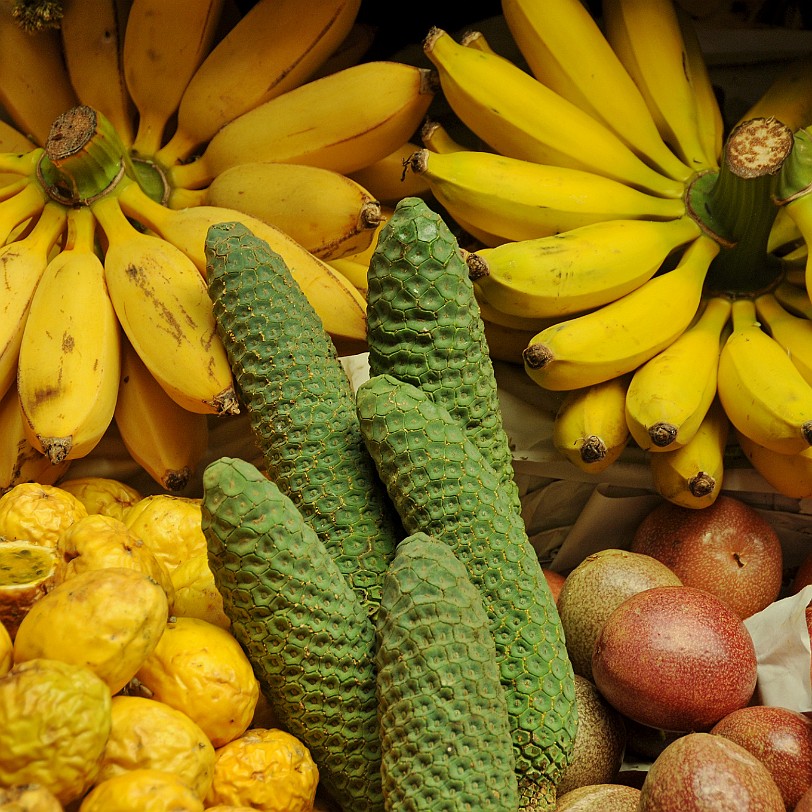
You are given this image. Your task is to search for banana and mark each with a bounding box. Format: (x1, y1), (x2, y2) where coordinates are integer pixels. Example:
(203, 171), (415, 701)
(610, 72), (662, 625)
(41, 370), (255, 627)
(155, 0), (362, 165)
(648, 396), (729, 509)
(481, 318), (544, 367)
(114, 338), (210, 493)
(754, 292), (812, 385)
(90, 191), (239, 416)
(60, 0), (135, 145)
(467, 216), (701, 318)
(736, 429), (812, 500)
(405, 148), (686, 245)
(326, 206), (394, 294)
(421, 26), (684, 198)
(523, 234), (719, 391)
(114, 178), (368, 356)
(601, 0), (714, 172)
(768, 204), (802, 254)
(0, 119), (37, 152)
(471, 281), (559, 333)
(16, 205), (120, 463)
(782, 190), (812, 297)
(625, 295), (731, 452)
(774, 278), (812, 318)
(0, 177), (51, 244)
(123, 0), (225, 156)
(716, 296), (812, 455)
(0, 200), (67, 402)
(500, 0), (692, 182)
(168, 60), (435, 190)
(0, 0), (79, 146)
(741, 53), (812, 133)
(198, 161), (383, 261)
(552, 375), (632, 475)
(347, 141), (433, 204)
(0, 383), (71, 494)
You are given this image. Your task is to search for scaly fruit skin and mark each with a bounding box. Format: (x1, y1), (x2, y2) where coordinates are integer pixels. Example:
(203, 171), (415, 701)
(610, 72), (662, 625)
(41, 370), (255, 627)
(376, 532), (518, 811)
(523, 235), (719, 391)
(205, 221), (401, 615)
(407, 148), (686, 244)
(114, 339), (209, 493)
(500, 0), (692, 182)
(169, 61), (436, 190)
(356, 373), (576, 812)
(468, 216), (701, 318)
(602, 0), (714, 171)
(754, 292), (812, 385)
(736, 430), (812, 499)
(156, 0), (362, 164)
(717, 297), (812, 455)
(366, 196), (520, 507)
(116, 178), (369, 357)
(421, 26), (684, 198)
(648, 396), (729, 509)
(200, 456), (384, 812)
(123, 0), (225, 155)
(0, 0), (79, 146)
(60, 0), (135, 145)
(625, 295), (732, 452)
(17, 205), (121, 464)
(90, 193), (239, 416)
(552, 376), (631, 475)
(0, 200), (66, 402)
(0, 384), (71, 494)
(202, 161), (383, 261)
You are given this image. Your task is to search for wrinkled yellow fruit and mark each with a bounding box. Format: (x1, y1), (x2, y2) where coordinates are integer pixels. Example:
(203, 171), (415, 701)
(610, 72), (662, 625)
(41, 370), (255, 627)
(124, 495), (207, 572)
(0, 658), (112, 804)
(0, 539), (57, 639)
(95, 695), (215, 799)
(204, 807), (257, 812)
(78, 768), (204, 812)
(133, 616), (259, 747)
(13, 567), (169, 694)
(204, 728), (319, 812)
(170, 554), (229, 628)
(58, 476), (143, 521)
(54, 513), (175, 607)
(0, 782), (64, 810)
(0, 621), (11, 677)
(0, 483), (87, 547)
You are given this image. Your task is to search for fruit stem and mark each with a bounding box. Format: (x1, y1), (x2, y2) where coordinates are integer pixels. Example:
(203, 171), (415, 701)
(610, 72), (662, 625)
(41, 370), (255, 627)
(775, 126), (812, 204)
(700, 117), (794, 295)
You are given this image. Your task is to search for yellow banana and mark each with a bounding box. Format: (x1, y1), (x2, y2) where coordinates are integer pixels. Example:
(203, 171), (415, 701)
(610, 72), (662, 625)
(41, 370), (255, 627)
(0, 119), (37, 152)
(768, 204), (802, 254)
(156, 0), (362, 165)
(782, 190), (812, 297)
(754, 292), (812, 385)
(523, 234), (719, 390)
(421, 26), (684, 198)
(736, 429), (812, 500)
(741, 53), (812, 133)
(774, 277), (812, 318)
(114, 178), (368, 357)
(602, 0), (714, 172)
(114, 338), (210, 493)
(347, 141), (433, 204)
(17, 206), (120, 463)
(326, 206), (394, 293)
(471, 281), (560, 333)
(198, 161), (383, 261)
(717, 296), (812, 455)
(90, 191), (239, 416)
(648, 396), (729, 509)
(0, 0), (79, 145)
(500, 0), (692, 182)
(0, 383), (71, 494)
(552, 375), (632, 475)
(625, 295), (731, 452)
(481, 318), (543, 366)
(60, 0), (135, 145)
(467, 216), (701, 318)
(123, 0), (225, 156)
(0, 200), (67, 401)
(674, 3), (724, 168)
(168, 60), (436, 190)
(406, 148), (686, 245)
(0, 177), (51, 244)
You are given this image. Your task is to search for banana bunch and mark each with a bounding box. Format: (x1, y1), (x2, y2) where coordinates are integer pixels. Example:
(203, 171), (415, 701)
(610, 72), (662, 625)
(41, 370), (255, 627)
(399, 0), (812, 507)
(0, 0), (437, 494)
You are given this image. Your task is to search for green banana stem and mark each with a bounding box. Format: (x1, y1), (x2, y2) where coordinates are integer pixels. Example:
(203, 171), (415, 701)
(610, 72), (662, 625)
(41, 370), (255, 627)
(776, 126), (812, 203)
(696, 117), (793, 295)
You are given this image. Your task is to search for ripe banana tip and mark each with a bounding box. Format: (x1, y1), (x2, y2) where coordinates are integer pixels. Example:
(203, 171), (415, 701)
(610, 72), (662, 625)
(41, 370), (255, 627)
(580, 436), (607, 464)
(212, 387), (241, 416)
(360, 201), (383, 230)
(689, 472), (716, 498)
(405, 149), (429, 176)
(650, 422), (679, 448)
(163, 467), (193, 492)
(40, 436), (71, 465)
(466, 253), (489, 281)
(523, 342), (553, 370)
(804, 421), (812, 446)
